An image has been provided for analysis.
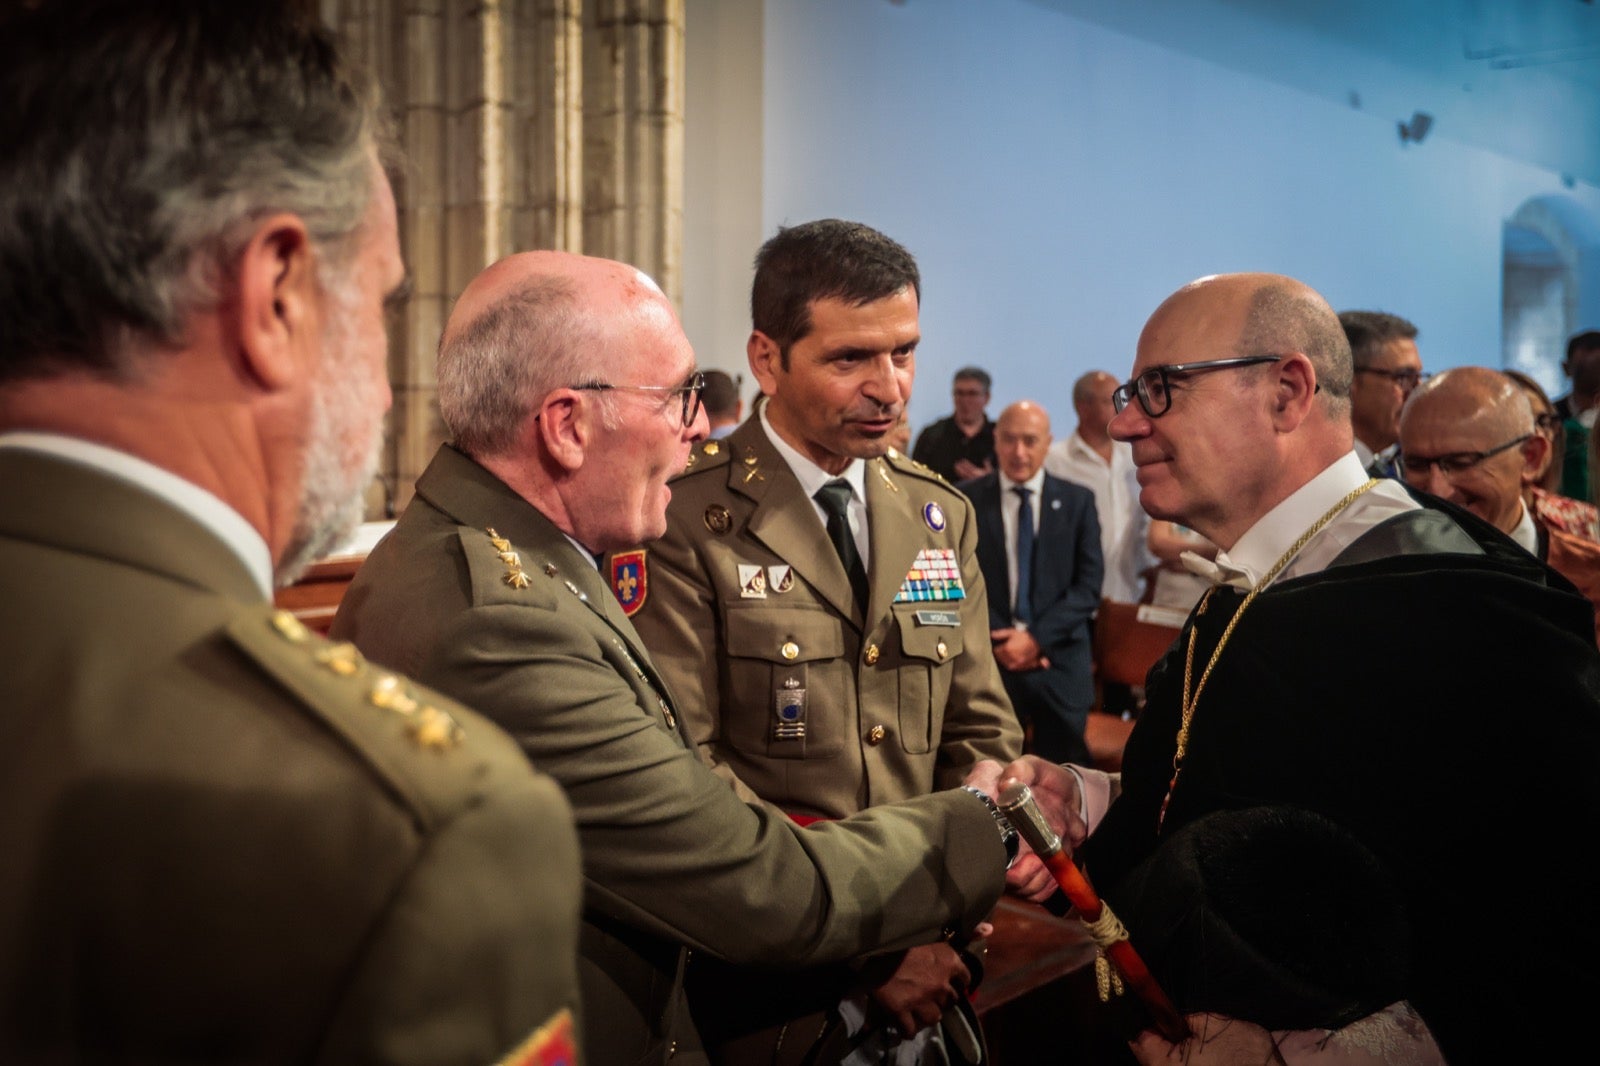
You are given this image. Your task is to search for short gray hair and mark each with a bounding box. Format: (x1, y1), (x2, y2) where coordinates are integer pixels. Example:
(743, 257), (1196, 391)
(438, 276), (623, 457)
(1238, 283), (1353, 419)
(0, 2), (386, 383)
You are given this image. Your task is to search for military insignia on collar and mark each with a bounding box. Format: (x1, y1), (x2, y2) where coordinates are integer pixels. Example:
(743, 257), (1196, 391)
(894, 547), (965, 602)
(875, 460), (899, 494)
(768, 564), (794, 594)
(704, 504), (732, 535)
(740, 448), (764, 484)
(703, 440), (721, 457)
(738, 564), (767, 598)
(611, 550), (648, 615)
(923, 501), (947, 532)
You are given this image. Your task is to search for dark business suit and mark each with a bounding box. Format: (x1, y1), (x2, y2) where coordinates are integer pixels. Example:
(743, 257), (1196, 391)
(962, 471), (1103, 764)
(331, 444), (1007, 1066)
(0, 448), (583, 1066)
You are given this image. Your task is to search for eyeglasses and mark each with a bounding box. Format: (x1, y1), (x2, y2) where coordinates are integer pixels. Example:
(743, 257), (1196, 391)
(1111, 355), (1282, 418)
(1534, 412), (1561, 432)
(1355, 366), (1429, 390)
(575, 371), (706, 427)
(1399, 434), (1531, 480)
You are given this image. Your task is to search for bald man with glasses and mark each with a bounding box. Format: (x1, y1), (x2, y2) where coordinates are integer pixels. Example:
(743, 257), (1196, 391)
(1400, 366), (1600, 644)
(999, 273), (1600, 1065)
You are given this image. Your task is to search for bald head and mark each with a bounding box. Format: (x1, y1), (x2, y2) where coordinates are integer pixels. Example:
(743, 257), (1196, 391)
(1399, 367), (1545, 535)
(1071, 371), (1117, 446)
(1111, 273), (1355, 548)
(438, 251), (677, 458)
(995, 400), (1052, 484)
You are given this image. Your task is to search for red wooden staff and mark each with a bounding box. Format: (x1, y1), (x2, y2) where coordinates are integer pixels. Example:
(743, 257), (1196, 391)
(998, 780), (1189, 1044)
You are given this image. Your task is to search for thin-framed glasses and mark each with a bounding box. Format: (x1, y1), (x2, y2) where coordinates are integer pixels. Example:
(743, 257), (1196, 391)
(574, 371), (706, 427)
(1399, 434), (1532, 480)
(1111, 355), (1283, 419)
(1355, 366), (1429, 390)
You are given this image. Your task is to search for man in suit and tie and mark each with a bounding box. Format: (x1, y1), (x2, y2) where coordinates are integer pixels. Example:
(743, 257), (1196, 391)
(962, 401), (1103, 764)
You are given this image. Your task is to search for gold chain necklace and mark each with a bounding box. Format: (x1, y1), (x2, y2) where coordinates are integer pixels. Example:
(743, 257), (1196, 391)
(1157, 479), (1380, 830)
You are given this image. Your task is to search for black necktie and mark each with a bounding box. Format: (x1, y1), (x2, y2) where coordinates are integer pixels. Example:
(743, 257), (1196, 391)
(1013, 485), (1035, 623)
(814, 479), (869, 608)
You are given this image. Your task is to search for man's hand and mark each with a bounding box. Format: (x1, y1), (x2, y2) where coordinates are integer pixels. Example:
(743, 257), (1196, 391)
(997, 755), (1090, 903)
(989, 627), (1045, 672)
(952, 457), (992, 481)
(961, 759), (1004, 800)
(869, 942), (970, 1036)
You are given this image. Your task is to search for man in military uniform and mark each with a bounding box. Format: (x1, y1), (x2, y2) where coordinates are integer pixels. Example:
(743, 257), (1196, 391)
(330, 249), (1017, 1066)
(624, 219), (1022, 1057)
(0, 5), (582, 1063)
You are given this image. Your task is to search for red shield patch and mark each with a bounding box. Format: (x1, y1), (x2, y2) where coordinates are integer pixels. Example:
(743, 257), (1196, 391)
(610, 549), (648, 616)
(499, 1007), (576, 1066)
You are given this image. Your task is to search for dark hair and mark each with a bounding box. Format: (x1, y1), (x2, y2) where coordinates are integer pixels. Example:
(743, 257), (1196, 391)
(0, 0), (385, 384)
(750, 219), (920, 366)
(952, 367), (991, 392)
(700, 369), (742, 418)
(1337, 310), (1419, 369)
(1567, 329), (1600, 362)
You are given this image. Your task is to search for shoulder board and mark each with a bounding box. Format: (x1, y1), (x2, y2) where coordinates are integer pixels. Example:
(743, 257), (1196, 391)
(227, 605), (530, 833)
(458, 526), (562, 611)
(674, 437), (735, 480)
(881, 449), (958, 493)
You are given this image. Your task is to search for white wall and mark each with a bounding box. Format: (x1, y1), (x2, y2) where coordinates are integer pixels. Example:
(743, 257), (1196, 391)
(681, 0), (1600, 435)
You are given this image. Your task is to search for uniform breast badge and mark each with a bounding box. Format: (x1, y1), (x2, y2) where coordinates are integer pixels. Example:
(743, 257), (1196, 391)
(773, 675), (807, 741)
(923, 501), (947, 532)
(611, 549), (648, 615)
(704, 504), (732, 535)
(738, 564), (768, 598)
(767, 564), (794, 593)
(893, 547), (966, 602)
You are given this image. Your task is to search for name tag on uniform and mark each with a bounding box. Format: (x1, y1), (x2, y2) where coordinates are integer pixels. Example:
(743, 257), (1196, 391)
(913, 610), (961, 627)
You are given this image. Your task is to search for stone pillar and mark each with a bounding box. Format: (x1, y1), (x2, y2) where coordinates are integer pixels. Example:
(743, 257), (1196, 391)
(584, 0), (685, 301)
(320, 0), (684, 515)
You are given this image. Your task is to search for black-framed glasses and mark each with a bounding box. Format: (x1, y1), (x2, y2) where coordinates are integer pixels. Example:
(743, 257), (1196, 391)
(574, 371), (706, 427)
(1111, 355), (1282, 418)
(1399, 434), (1532, 480)
(1355, 366), (1430, 390)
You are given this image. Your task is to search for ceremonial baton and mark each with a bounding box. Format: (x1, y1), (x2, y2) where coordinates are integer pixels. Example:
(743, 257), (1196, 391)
(998, 780), (1189, 1043)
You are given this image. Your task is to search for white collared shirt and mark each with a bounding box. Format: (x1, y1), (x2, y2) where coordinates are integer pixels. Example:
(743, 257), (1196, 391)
(758, 405), (870, 562)
(1181, 451), (1419, 590)
(999, 468), (1047, 623)
(1044, 431), (1150, 603)
(0, 430), (274, 598)
(1509, 500), (1539, 556)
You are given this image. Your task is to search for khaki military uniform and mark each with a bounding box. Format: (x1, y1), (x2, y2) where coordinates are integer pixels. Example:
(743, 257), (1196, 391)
(330, 445), (1008, 1066)
(627, 418), (1023, 820)
(0, 449), (583, 1066)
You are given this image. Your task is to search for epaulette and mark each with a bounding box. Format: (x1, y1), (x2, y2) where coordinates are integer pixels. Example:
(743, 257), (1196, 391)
(227, 606), (490, 833)
(459, 526), (599, 617)
(881, 447), (959, 494)
(674, 437), (735, 480)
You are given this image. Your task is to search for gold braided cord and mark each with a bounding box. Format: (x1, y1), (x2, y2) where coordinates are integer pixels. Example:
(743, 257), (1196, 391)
(1083, 903), (1130, 949)
(1161, 479), (1381, 827)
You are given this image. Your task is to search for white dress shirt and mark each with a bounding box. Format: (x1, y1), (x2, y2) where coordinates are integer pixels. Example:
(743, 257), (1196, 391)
(759, 405), (869, 562)
(998, 468), (1046, 625)
(1509, 500), (1539, 555)
(0, 430), (274, 598)
(1044, 431), (1150, 603)
(1180, 451), (1419, 591)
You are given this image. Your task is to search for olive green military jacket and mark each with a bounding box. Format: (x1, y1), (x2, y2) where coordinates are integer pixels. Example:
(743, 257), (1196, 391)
(625, 419), (1022, 819)
(0, 449), (582, 1066)
(330, 445), (1008, 1066)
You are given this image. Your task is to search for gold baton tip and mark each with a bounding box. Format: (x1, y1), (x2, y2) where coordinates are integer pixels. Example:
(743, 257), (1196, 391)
(998, 780), (1063, 857)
